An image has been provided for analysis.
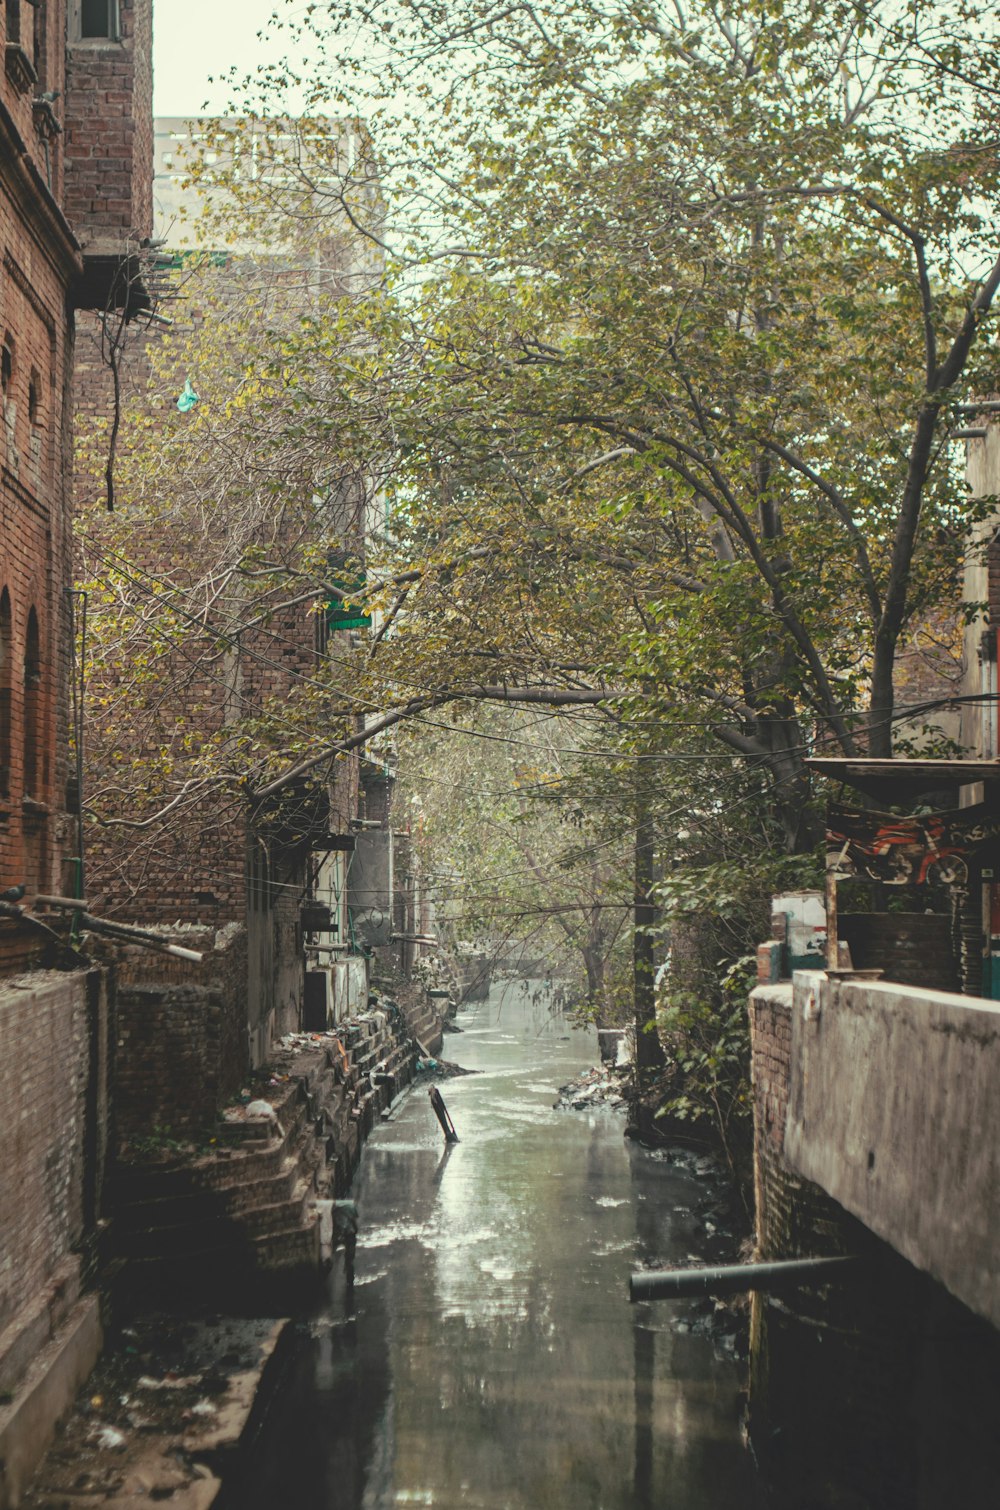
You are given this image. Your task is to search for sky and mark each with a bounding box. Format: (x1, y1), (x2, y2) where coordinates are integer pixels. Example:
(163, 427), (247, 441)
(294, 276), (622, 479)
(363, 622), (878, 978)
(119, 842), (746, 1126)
(153, 0), (297, 117)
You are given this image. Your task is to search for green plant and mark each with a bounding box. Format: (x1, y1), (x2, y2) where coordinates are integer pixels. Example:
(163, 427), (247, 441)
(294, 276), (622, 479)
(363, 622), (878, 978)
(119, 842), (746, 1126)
(125, 1125), (190, 1161)
(656, 953), (758, 1208)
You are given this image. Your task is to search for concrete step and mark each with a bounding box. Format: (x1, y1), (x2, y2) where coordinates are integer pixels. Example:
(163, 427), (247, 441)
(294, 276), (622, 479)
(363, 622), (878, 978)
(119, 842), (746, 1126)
(115, 1177), (316, 1259)
(114, 1155), (302, 1232)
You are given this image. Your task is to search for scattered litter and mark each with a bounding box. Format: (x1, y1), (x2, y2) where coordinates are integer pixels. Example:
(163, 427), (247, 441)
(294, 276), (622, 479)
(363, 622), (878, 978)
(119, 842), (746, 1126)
(555, 1063), (631, 1111)
(414, 1057), (476, 1078)
(176, 377), (199, 413)
(136, 1374), (202, 1391)
(95, 1425), (127, 1450)
(245, 1099), (277, 1120)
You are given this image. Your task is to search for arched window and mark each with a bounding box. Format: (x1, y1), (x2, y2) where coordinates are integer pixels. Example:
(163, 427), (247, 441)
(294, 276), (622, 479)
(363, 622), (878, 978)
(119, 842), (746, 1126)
(23, 607), (41, 799)
(0, 589), (11, 798)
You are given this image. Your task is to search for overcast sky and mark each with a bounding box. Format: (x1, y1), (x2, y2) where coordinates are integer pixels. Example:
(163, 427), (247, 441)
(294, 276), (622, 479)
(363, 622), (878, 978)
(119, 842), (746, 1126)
(153, 0), (295, 117)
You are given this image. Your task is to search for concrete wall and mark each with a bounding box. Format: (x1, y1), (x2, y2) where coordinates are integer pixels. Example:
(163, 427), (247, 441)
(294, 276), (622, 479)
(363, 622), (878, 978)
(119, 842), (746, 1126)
(749, 979), (1000, 1509)
(784, 971), (1000, 1328)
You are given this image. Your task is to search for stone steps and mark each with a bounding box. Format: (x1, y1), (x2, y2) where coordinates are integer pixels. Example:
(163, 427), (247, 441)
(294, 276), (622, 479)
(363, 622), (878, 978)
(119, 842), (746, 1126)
(112, 1153), (303, 1234)
(116, 1175), (316, 1259)
(109, 998), (440, 1301)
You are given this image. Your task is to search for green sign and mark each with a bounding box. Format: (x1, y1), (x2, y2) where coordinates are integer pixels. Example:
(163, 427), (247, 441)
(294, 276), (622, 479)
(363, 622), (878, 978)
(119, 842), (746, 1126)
(327, 573), (371, 632)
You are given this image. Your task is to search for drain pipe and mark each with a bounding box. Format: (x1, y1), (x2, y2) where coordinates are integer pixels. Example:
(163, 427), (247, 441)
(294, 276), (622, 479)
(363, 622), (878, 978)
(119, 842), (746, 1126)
(630, 1254), (858, 1301)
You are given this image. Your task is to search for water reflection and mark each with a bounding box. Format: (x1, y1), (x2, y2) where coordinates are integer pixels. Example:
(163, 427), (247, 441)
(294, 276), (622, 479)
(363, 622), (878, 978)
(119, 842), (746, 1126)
(227, 981), (761, 1509)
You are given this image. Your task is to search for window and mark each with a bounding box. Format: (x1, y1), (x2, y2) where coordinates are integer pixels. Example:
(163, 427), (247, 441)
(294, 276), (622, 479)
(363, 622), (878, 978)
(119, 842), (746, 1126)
(27, 371), (39, 427)
(76, 0), (120, 40)
(22, 607), (40, 799)
(2, 338), (17, 474)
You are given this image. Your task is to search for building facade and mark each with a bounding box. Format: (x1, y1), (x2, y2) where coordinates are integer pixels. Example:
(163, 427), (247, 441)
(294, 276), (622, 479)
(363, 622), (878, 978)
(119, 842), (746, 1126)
(1, 4), (152, 1503)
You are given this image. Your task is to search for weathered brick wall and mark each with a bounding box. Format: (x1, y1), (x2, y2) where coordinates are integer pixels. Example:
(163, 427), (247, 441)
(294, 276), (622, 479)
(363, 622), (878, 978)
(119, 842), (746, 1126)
(1, 4), (69, 191)
(749, 985), (851, 1261)
(1, 71), (81, 910)
(838, 912), (959, 992)
(63, 0), (154, 249)
(113, 925), (250, 1139)
(0, 968), (110, 1337)
(891, 605), (963, 748)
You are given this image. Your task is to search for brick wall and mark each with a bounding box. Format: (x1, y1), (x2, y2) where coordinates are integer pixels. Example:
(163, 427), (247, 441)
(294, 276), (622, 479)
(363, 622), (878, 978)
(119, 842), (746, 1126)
(1, 3), (69, 199)
(113, 925), (250, 1139)
(0, 968), (110, 1339)
(1, 39), (82, 911)
(63, 0), (154, 251)
(749, 985), (853, 1262)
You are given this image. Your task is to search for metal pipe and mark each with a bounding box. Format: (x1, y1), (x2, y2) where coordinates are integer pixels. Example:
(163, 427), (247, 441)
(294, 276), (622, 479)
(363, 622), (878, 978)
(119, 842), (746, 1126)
(629, 1254), (857, 1301)
(77, 912), (204, 963)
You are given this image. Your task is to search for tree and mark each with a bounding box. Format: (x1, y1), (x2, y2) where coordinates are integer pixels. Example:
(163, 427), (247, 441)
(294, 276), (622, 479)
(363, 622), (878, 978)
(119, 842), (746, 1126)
(195, 0), (1000, 858)
(394, 708), (635, 1017)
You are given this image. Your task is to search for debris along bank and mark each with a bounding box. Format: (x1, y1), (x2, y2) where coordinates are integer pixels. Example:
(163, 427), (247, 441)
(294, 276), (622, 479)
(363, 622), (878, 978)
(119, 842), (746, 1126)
(20, 994), (444, 1509)
(20, 1317), (290, 1510)
(109, 993), (444, 1307)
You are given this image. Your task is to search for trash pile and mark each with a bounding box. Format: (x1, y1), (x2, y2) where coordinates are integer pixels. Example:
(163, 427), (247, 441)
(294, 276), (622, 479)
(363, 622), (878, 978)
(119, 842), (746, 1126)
(555, 1063), (631, 1111)
(414, 1056), (476, 1078)
(20, 1316), (284, 1508)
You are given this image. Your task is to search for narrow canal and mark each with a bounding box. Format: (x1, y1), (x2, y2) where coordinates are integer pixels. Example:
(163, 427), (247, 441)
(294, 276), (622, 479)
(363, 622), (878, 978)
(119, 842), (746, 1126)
(229, 981), (764, 1508)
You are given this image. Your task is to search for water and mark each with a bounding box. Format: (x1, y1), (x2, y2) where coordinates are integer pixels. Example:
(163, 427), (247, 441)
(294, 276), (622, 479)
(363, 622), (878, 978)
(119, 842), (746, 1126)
(230, 982), (762, 1509)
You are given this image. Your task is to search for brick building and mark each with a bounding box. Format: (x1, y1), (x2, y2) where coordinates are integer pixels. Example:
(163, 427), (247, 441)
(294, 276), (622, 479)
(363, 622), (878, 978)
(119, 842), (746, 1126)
(74, 115), (395, 1132)
(1, 3), (153, 1502)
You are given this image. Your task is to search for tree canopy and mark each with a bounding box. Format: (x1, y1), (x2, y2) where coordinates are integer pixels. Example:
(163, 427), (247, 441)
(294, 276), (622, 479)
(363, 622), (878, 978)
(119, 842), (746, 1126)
(80, 1), (1000, 877)
(181, 0), (999, 847)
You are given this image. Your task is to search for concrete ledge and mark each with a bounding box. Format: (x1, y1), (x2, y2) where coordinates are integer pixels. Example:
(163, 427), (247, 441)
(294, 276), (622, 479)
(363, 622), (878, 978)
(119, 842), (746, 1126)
(784, 972), (1000, 1328)
(0, 1256), (83, 1397)
(0, 1294), (103, 1508)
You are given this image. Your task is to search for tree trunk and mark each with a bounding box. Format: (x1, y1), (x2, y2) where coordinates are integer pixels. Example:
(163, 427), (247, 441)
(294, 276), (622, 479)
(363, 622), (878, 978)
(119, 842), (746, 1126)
(582, 945), (605, 1017)
(634, 757), (665, 1074)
